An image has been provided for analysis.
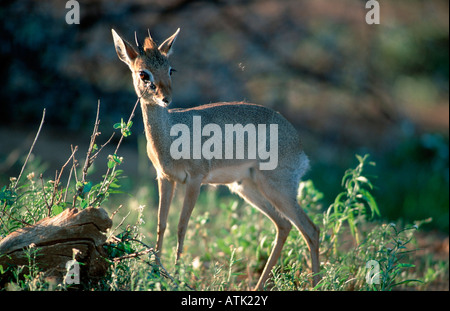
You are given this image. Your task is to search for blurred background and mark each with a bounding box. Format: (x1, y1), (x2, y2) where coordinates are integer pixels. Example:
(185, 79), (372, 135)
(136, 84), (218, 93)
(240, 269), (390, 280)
(0, 0), (448, 233)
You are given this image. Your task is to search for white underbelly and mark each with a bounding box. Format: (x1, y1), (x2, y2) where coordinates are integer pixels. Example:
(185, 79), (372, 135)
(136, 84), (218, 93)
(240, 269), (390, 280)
(202, 162), (255, 184)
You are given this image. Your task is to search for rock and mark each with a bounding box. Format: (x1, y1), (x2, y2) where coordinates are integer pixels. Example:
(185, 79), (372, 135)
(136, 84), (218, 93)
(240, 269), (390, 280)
(0, 207), (112, 287)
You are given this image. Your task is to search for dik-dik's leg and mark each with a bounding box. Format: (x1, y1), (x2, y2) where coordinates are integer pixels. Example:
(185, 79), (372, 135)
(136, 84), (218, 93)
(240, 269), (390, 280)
(230, 179), (292, 290)
(175, 176), (202, 263)
(257, 175), (321, 287)
(155, 178), (175, 254)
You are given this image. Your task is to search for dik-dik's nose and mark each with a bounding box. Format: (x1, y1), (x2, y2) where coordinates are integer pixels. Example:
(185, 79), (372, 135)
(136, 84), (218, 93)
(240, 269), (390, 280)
(162, 97), (170, 104)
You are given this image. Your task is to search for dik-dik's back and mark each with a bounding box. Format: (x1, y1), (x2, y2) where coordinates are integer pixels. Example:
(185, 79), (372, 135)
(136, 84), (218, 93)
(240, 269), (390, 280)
(163, 100), (307, 185)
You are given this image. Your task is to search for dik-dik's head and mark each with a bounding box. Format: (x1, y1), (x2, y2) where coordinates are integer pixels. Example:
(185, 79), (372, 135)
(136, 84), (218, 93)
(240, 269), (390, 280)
(112, 28), (180, 105)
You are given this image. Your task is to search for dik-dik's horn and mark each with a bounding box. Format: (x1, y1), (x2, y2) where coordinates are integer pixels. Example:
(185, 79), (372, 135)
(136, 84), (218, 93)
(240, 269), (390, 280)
(135, 31), (144, 55)
(147, 29), (153, 41)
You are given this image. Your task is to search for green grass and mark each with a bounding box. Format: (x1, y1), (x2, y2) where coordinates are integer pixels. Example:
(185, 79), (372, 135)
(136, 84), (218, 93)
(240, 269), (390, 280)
(0, 106), (448, 291)
(1, 151), (447, 291)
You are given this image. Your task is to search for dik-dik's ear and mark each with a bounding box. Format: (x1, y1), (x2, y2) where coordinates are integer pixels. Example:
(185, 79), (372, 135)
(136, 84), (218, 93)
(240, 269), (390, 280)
(111, 29), (139, 68)
(158, 28), (180, 57)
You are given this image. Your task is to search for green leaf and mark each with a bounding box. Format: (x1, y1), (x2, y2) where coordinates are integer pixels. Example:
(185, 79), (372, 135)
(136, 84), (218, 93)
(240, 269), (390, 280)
(356, 154), (370, 165)
(397, 263), (416, 269)
(115, 156), (123, 164)
(391, 279), (423, 287)
(348, 212), (357, 237)
(113, 123), (122, 129)
(52, 204), (64, 216)
(122, 129), (131, 137)
(82, 181), (93, 194)
(333, 192), (347, 205)
(77, 197), (89, 209)
(109, 182), (121, 189)
(356, 176), (369, 183)
(360, 189), (380, 217)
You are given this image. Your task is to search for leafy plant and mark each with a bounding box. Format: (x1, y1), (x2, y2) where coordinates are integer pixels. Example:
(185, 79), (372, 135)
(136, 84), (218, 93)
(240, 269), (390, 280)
(0, 99), (136, 234)
(374, 224), (422, 290)
(270, 155), (425, 291)
(113, 118), (133, 138)
(322, 154), (380, 255)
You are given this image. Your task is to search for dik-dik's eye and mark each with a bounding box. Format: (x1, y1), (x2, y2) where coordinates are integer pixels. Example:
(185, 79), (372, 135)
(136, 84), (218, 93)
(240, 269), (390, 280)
(139, 70), (150, 82)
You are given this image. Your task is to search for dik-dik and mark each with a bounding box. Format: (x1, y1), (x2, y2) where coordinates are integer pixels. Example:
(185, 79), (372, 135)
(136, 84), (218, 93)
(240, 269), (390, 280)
(111, 28), (320, 289)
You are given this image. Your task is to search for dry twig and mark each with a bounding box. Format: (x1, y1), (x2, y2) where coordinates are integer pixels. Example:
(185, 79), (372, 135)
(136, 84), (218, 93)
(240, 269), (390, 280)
(14, 109), (46, 191)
